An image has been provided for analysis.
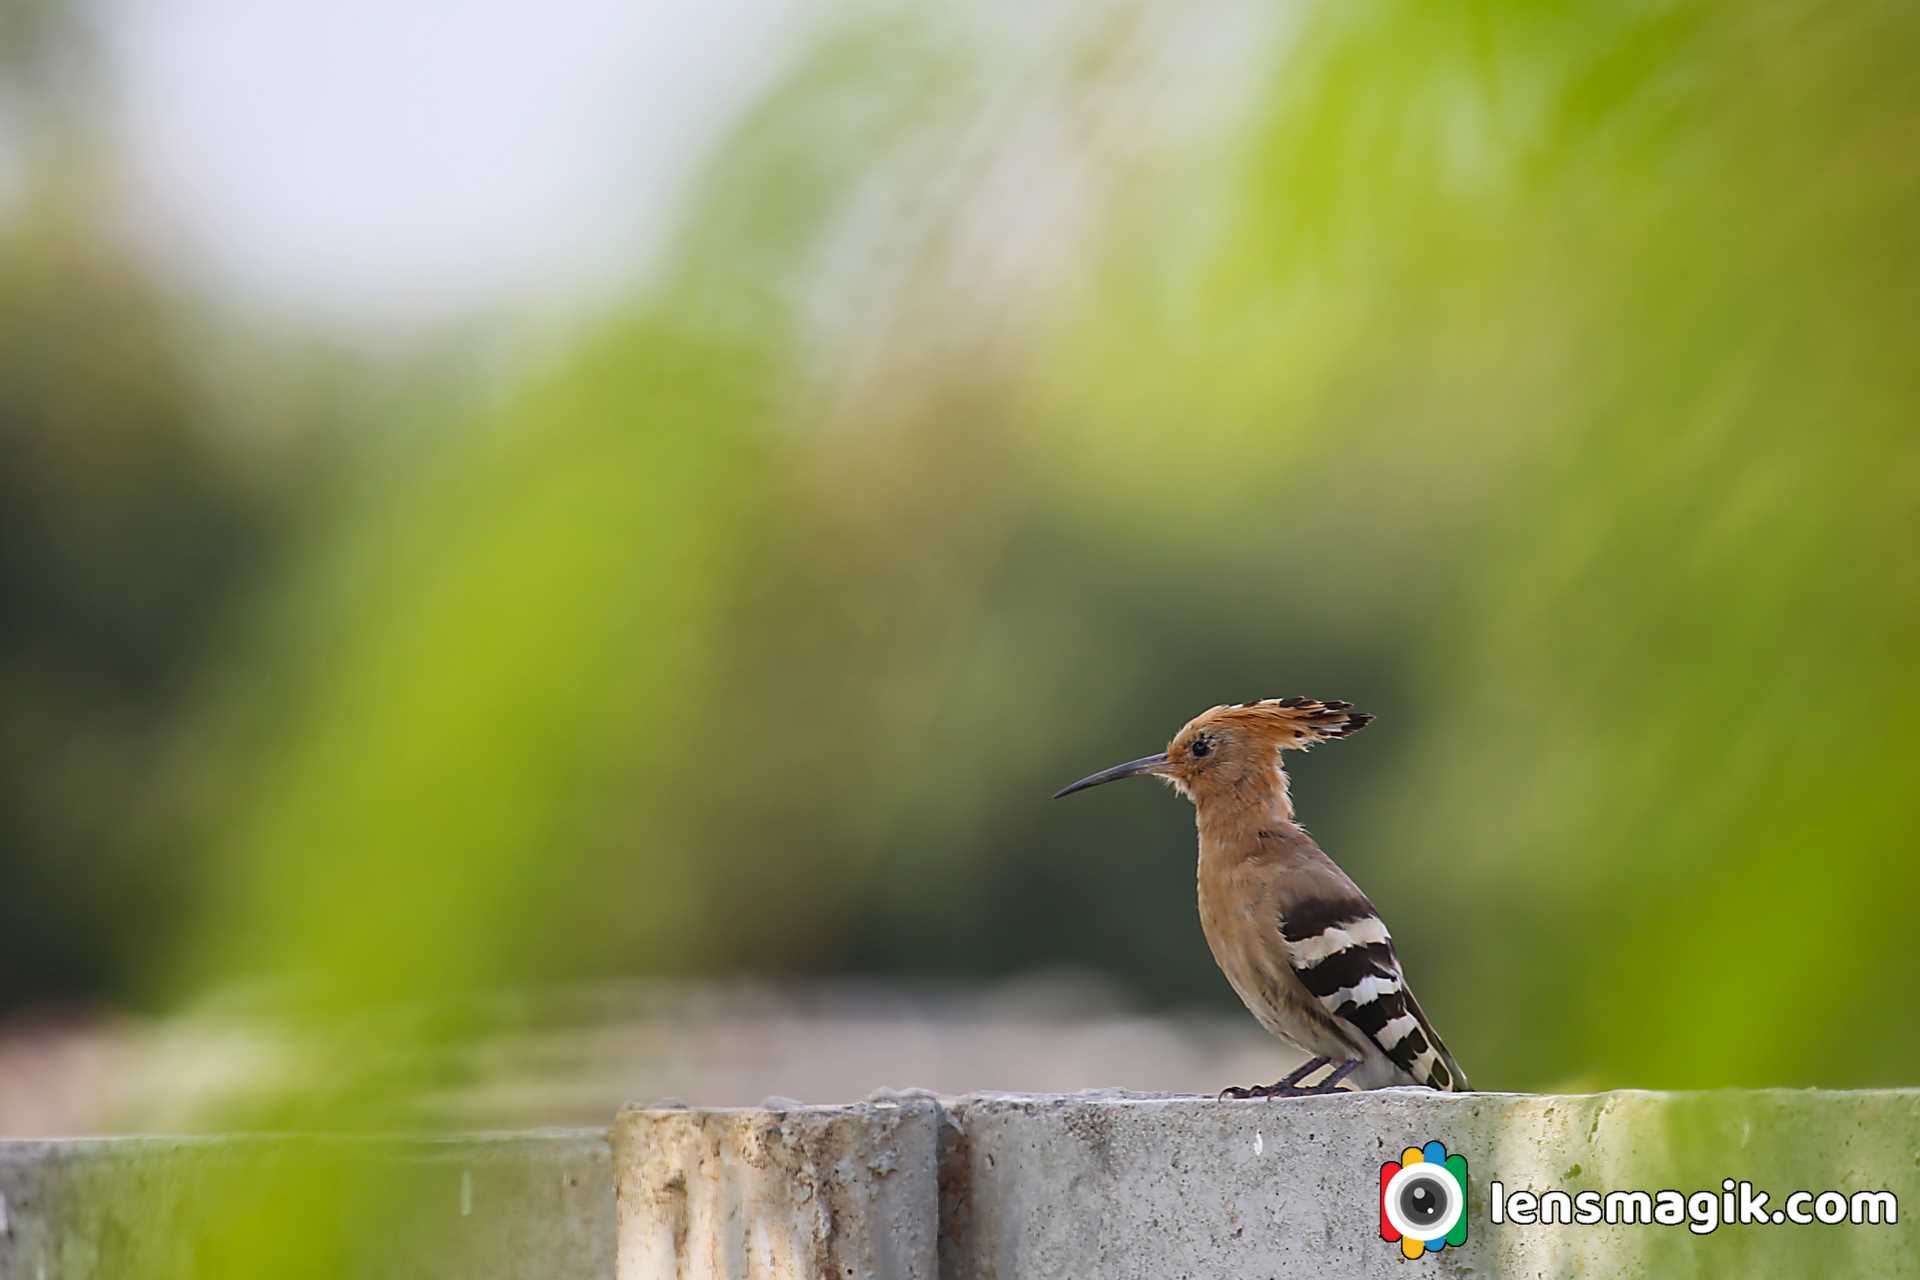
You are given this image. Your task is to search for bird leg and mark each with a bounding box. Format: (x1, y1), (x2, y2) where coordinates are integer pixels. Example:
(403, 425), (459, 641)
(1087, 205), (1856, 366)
(1312, 1058), (1361, 1092)
(1219, 1057), (1362, 1099)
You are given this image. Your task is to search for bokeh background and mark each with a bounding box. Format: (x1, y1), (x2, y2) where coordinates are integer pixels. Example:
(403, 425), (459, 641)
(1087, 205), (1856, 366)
(5, 0), (1919, 1169)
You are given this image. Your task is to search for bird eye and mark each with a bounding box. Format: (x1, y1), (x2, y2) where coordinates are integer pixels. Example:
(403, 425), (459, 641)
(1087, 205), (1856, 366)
(1189, 737), (1212, 758)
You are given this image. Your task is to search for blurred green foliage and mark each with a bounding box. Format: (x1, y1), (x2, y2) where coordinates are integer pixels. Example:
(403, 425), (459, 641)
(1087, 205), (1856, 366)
(5, 0), (1920, 1158)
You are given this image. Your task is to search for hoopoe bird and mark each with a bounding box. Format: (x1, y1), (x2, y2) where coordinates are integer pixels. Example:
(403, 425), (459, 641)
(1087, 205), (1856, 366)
(1054, 698), (1468, 1096)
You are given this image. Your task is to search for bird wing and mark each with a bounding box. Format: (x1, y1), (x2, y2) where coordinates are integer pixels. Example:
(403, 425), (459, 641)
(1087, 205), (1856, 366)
(1280, 896), (1468, 1091)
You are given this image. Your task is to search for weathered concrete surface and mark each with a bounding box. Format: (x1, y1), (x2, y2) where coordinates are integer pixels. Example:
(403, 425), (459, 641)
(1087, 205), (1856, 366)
(619, 1089), (1920, 1279)
(7, 1091), (1917, 1278)
(0, 1129), (613, 1279)
(944, 1089), (1920, 1278)
(615, 1097), (941, 1280)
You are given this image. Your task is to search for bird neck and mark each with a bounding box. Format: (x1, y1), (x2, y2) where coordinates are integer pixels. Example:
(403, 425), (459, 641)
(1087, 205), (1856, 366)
(1192, 764), (1297, 853)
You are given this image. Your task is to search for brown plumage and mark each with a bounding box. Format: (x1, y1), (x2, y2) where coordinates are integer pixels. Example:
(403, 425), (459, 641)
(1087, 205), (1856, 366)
(1054, 698), (1468, 1095)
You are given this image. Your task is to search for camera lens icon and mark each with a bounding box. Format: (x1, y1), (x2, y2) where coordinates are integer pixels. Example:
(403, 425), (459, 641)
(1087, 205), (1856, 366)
(1379, 1141), (1468, 1260)
(1385, 1161), (1461, 1239)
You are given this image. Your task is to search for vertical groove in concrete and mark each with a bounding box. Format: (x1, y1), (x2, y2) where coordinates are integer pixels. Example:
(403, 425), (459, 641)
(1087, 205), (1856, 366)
(614, 1099), (941, 1280)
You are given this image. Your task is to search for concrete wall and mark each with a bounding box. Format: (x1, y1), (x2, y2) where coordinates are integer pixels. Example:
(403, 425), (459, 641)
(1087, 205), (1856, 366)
(0, 1131), (614, 1279)
(5, 1090), (1919, 1278)
(616, 1089), (1920, 1279)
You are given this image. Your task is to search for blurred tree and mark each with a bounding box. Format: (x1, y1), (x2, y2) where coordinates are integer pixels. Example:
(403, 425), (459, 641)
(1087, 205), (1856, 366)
(0, 4), (342, 1015)
(0, 201), (273, 1007)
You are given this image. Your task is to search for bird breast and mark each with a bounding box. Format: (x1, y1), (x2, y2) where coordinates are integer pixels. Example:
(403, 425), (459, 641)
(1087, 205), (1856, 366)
(1195, 847), (1348, 1056)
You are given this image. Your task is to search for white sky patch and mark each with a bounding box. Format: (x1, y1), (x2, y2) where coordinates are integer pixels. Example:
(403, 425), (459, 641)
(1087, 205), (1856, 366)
(95, 0), (802, 337)
(84, 0), (1291, 351)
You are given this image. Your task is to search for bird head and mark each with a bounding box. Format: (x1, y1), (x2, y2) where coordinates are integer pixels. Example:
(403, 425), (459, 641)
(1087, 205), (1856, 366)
(1052, 697), (1372, 805)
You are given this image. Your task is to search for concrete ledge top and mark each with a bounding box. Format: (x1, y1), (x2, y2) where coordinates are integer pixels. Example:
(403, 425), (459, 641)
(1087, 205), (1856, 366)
(0, 1126), (609, 1153)
(619, 1083), (1920, 1112)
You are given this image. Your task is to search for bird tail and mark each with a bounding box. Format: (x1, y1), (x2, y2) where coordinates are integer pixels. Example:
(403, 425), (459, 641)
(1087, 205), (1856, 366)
(1230, 697), (1373, 749)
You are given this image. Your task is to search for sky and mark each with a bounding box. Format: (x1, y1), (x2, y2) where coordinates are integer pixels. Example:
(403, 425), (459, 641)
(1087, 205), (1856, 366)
(95, 0), (803, 337)
(81, 0), (1284, 350)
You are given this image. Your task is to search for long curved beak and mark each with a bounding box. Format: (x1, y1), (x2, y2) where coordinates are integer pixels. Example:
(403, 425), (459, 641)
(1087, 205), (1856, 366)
(1052, 752), (1170, 799)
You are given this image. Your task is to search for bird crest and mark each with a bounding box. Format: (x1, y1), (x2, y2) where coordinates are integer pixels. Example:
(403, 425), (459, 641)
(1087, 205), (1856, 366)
(1179, 696), (1373, 751)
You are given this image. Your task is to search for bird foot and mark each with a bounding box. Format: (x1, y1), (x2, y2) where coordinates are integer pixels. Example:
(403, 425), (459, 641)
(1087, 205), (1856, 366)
(1218, 1082), (1344, 1099)
(1219, 1058), (1361, 1100)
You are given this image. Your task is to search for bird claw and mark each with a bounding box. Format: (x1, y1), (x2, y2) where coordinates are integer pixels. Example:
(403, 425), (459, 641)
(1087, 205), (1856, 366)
(1218, 1082), (1344, 1100)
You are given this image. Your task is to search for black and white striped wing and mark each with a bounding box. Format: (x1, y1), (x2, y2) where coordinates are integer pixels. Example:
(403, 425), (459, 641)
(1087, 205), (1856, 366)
(1281, 899), (1466, 1091)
